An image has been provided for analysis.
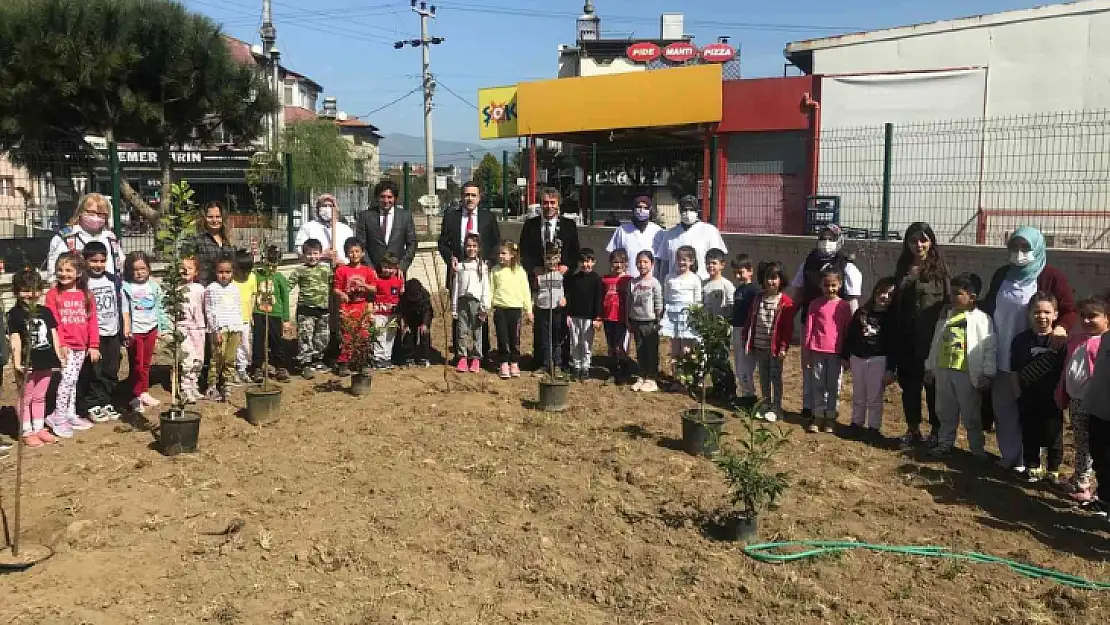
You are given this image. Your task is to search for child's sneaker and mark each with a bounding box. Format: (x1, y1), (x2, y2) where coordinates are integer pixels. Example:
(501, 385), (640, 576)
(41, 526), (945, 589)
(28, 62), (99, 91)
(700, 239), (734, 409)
(205, 388), (223, 402)
(417, 359), (431, 368)
(510, 363), (521, 378)
(806, 419), (819, 434)
(102, 405), (122, 421)
(1070, 486), (1095, 503)
(631, 378), (644, 392)
(21, 434), (44, 448)
(129, 397), (145, 414)
(822, 418), (836, 434)
(928, 444), (953, 458)
(641, 379), (659, 393)
(139, 392), (161, 407)
(275, 368), (291, 383)
(88, 406), (109, 423)
(456, 358), (469, 373)
(924, 432), (939, 448)
(469, 358), (481, 373)
(499, 363), (511, 379)
(334, 364), (351, 378)
(66, 415), (94, 431)
(899, 430), (923, 450)
(763, 410), (779, 423)
(46, 415), (74, 438)
(35, 429), (58, 444)
(1025, 467), (1047, 483)
(301, 365), (316, 380)
(237, 370), (253, 384)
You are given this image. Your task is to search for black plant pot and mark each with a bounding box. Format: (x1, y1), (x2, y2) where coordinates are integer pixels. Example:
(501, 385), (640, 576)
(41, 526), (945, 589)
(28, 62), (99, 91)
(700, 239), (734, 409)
(680, 408), (727, 457)
(350, 373), (372, 396)
(245, 385), (282, 426)
(536, 378), (570, 412)
(729, 515), (759, 543)
(159, 409), (201, 456)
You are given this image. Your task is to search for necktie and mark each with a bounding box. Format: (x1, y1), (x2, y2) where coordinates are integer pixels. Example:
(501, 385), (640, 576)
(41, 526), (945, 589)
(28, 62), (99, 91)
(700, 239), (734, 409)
(544, 221), (551, 245)
(466, 211), (475, 236)
(380, 213), (388, 240)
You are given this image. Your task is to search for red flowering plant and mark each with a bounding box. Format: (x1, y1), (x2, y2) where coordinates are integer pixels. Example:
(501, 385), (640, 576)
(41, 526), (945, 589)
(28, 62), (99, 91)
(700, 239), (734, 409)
(339, 304), (384, 374)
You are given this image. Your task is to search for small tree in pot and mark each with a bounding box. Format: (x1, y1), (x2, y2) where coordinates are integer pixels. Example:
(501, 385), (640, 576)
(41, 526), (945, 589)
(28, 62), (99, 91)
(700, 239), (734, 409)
(535, 243), (570, 412)
(156, 181), (202, 454)
(712, 411), (790, 542)
(245, 245), (286, 425)
(339, 304), (384, 396)
(674, 304), (733, 456)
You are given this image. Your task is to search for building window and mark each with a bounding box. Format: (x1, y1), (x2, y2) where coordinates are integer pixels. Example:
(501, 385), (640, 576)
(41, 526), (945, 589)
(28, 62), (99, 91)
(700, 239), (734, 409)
(0, 176), (14, 197)
(353, 134), (363, 146)
(284, 84), (294, 106)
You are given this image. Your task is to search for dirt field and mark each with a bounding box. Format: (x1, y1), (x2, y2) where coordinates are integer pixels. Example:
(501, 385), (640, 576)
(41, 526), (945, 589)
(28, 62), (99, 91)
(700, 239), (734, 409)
(1, 322), (1109, 624)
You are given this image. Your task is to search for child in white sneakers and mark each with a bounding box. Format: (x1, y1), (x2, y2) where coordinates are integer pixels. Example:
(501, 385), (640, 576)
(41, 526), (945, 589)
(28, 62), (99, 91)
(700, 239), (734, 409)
(180, 257), (207, 403)
(204, 255), (243, 402)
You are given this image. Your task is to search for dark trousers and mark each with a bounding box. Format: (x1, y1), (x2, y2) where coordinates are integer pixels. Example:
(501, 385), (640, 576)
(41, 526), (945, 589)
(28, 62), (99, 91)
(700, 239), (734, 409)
(79, 333), (121, 411)
(897, 358), (939, 433)
(493, 308), (523, 365)
(1019, 393), (1064, 472)
(252, 313), (286, 370)
(1090, 417), (1110, 503)
(400, 326), (432, 363)
(629, 319), (660, 378)
(533, 307), (565, 369)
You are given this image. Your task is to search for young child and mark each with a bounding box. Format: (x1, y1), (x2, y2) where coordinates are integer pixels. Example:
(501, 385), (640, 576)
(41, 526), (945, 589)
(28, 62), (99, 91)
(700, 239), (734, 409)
(803, 268), (855, 433)
(841, 277), (897, 440)
(627, 250), (664, 393)
(80, 241), (123, 422)
(533, 242), (567, 373)
(334, 237), (378, 375)
(9, 269), (62, 447)
(399, 278), (434, 368)
(291, 238), (332, 379)
(370, 253), (404, 370)
(233, 249), (257, 384)
(452, 233), (492, 373)
(204, 255), (242, 402)
(179, 257), (207, 404)
(601, 250), (633, 382)
(1011, 292), (1066, 483)
(925, 273), (996, 458)
(703, 248), (736, 398)
(744, 261), (796, 422)
(45, 252), (99, 436)
(251, 245), (292, 383)
(1075, 295), (1110, 515)
(661, 245), (702, 383)
(122, 251), (165, 414)
(1058, 296), (1109, 501)
(565, 248), (603, 381)
(490, 241), (531, 379)
(730, 255), (761, 408)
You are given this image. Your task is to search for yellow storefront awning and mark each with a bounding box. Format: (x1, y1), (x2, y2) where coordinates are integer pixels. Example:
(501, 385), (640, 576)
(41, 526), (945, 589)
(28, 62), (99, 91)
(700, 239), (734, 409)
(477, 64), (722, 140)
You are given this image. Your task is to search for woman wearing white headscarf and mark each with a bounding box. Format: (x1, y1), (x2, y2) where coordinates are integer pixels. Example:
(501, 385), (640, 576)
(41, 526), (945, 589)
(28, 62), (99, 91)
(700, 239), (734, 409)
(294, 193), (354, 265)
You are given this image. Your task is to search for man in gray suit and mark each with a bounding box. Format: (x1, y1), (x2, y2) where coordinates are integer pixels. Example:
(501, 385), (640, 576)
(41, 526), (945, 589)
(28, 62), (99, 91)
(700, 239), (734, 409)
(356, 180), (418, 272)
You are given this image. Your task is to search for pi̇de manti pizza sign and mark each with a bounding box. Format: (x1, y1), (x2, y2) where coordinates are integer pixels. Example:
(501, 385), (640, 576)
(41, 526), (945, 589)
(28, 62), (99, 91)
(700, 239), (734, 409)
(625, 41), (736, 64)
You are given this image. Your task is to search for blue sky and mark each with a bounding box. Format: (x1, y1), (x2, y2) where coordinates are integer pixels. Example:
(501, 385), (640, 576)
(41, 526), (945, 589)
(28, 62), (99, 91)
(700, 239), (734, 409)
(181, 0), (1042, 146)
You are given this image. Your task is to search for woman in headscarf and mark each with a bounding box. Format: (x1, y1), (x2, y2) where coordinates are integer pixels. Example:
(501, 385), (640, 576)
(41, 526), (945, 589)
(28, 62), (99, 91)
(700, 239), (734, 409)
(887, 222), (949, 448)
(605, 195), (663, 276)
(188, 200), (236, 285)
(980, 227), (1077, 471)
(295, 193), (354, 266)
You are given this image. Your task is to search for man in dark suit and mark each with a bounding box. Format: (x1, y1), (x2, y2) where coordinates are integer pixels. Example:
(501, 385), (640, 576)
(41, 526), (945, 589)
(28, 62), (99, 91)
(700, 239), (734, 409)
(437, 181), (501, 364)
(356, 180), (418, 272)
(519, 187), (580, 370)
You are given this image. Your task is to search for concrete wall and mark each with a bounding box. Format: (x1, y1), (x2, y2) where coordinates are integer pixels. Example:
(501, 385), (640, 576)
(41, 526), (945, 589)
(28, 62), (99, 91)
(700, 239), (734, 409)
(500, 223), (1110, 299)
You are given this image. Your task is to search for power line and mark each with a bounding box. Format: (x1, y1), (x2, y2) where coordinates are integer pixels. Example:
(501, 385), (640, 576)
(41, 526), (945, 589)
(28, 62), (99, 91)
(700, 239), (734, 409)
(436, 81), (476, 110)
(356, 86), (423, 118)
(189, 0), (408, 42)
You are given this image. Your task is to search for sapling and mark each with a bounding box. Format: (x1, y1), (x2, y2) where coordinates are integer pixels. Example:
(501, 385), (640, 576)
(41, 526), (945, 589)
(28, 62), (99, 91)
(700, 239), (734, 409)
(156, 181), (198, 419)
(674, 304), (733, 422)
(713, 409), (790, 524)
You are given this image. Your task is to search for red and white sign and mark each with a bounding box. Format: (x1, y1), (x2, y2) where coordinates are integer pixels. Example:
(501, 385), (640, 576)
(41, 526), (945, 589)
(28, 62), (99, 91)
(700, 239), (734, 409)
(625, 41), (661, 63)
(700, 42), (736, 63)
(662, 42), (698, 63)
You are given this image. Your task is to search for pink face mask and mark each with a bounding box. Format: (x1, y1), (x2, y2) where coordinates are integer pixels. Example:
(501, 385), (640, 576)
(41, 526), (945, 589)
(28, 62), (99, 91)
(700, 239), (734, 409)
(80, 214), (106, 232)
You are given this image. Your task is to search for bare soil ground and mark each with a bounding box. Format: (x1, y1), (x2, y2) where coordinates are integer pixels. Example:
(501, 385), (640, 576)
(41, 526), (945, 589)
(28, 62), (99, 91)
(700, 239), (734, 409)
(1, 321), (1109, 624)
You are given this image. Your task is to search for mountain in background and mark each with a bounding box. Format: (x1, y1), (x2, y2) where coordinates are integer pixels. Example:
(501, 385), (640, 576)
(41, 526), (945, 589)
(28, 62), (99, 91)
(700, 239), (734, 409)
(378, 133), (518, 168)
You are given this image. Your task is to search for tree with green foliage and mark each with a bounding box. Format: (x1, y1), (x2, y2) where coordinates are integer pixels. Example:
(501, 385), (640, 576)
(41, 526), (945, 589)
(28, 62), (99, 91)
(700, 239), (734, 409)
(281, 119), (355, 193)
(0, 0), (278, 223)
(473, 152), (520, 210)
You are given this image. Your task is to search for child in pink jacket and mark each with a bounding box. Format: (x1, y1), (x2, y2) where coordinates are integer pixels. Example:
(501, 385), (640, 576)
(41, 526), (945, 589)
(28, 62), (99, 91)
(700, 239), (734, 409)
(45, 252), (100, 437)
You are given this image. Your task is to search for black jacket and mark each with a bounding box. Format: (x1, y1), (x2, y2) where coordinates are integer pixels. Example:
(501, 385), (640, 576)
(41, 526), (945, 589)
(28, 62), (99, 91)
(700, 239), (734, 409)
(519, 215), (579, 281)
(356, 207), (418, 272)
(437, 208), (501, 289)
(564, 271), (603, 319)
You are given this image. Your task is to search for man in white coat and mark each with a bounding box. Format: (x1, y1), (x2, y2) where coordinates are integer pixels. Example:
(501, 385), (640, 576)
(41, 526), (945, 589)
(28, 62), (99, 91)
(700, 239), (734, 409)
(655, 195), (727, 280)
(605, 195), (663, 276)
(294, 194), (355, 265)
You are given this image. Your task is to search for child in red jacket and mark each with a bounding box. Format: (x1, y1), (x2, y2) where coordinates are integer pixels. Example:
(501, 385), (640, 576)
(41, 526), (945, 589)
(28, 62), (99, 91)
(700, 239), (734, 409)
(744, 261), (797, 422)
(369, 253), (405, 370)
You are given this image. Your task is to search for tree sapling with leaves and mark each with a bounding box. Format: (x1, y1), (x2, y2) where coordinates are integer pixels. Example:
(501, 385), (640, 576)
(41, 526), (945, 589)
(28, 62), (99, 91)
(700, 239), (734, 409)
(534, 242), (567, 377)
(156, 181), (199, 419)
(713, 412), (790, 532)
(251, 245), (292, 385)
(334, 238), (378, 376)
(675, 305), (734, 422)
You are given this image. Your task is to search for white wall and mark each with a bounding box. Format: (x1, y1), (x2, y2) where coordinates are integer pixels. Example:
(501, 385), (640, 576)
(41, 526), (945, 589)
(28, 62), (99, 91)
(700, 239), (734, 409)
(579, 56), (646, 76)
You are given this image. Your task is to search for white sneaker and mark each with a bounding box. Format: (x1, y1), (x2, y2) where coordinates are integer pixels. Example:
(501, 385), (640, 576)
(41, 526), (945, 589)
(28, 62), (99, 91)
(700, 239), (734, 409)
(129, 398), (145, 414)
(641, 380), (659, 393)
(631, 378), (644, 392)
(139, 392), (161, 407)
(87, 406), (109, 423)
(763, 410), (778, 423)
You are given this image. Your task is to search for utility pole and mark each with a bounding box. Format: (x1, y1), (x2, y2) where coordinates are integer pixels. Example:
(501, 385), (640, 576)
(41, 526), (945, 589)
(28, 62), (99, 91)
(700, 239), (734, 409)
(395, 2), (443, 211)
(260, 0), (279, 152)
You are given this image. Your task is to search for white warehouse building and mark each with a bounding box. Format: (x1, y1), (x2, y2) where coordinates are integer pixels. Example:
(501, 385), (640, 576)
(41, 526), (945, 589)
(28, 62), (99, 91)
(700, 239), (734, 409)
(785, 0), (1110, 248)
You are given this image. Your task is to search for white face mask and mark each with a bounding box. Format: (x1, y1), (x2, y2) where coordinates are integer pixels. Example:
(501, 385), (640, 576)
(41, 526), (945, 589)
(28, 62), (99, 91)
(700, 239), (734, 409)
(317, 206), (333, 222)
(1010, 250), (1035, 267)
(680, 210), (698, 226)
(817, 240), (838, 256)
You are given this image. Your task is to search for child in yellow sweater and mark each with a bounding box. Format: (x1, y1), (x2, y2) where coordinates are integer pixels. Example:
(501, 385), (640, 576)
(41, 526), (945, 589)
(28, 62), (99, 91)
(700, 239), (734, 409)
(489, 241), (532, 379)
(233, 249), (257, 384)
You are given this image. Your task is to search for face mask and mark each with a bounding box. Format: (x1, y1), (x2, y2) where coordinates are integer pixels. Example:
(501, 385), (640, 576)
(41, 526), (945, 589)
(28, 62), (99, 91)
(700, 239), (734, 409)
(680, 210), (698, 226)
(1010, 251), (1035, 267)
(817, 240), (838, 256)
(80, 214), (106, 231)
(317, 207), (333, 222)
(633, 208), (650, 222)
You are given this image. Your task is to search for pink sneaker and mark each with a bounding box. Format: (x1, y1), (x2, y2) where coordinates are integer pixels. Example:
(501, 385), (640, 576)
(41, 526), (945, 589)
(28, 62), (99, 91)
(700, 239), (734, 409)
(469, 358), (481, 373)
(1070, 487), (1095, 503)
(499, 363), (511, 379)
(35, 430), (58, 445)
(510, 363), (521, 378)
(139, 392), (161, 407)
(456, 358), (469, 373)
(21, 434), (44, 448)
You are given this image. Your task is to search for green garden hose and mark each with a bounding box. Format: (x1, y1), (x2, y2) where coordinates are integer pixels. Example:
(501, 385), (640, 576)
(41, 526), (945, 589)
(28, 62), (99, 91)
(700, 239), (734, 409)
(743, 541), (1110, 590)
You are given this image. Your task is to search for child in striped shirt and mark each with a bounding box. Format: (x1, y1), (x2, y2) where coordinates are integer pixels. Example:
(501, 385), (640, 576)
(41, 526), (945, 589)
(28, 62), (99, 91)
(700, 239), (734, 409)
(204, 255), (243, 402)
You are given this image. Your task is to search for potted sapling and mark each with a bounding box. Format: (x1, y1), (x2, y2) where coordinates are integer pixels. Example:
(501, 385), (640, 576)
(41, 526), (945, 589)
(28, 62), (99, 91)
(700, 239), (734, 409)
(712, 411), (790, 542)
(157, 181), (203, 455)
(535, 244), (570, 412)
(674, 305), (732, 457)
(244, 245), (287, 425)
(339, 303), (383, 396)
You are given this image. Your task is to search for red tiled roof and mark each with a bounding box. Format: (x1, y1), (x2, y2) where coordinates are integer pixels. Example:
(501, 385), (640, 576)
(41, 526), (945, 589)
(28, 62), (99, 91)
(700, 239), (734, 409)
(224, 36), (259, 66)
(283, 106), (318, 123)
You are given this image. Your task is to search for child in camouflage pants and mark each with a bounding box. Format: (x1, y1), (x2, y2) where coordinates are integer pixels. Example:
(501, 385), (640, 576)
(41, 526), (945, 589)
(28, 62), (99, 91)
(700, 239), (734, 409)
(291, 238), (332, 379)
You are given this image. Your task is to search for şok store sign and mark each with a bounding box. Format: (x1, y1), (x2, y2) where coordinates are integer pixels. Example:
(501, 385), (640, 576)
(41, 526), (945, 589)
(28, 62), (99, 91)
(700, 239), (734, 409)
(625, 41), (736, 64)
